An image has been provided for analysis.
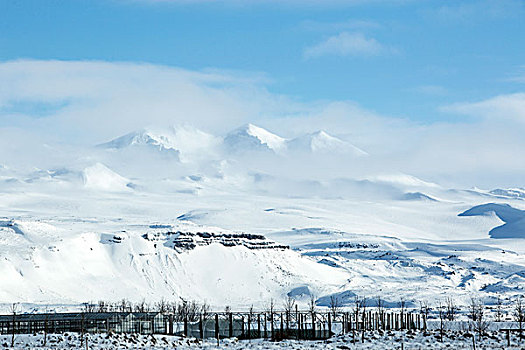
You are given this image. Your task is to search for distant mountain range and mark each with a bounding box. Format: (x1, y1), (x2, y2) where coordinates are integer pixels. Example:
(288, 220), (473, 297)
(100, 123), (367, 158)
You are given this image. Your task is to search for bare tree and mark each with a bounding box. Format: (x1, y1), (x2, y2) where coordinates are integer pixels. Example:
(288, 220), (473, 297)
(201, 301), (211, 323)
(82, 302), (95, 313)
(377, 296), (385, 328)
(469, 297), (489, 339)
(267, 298), (275, 315)
(445, 297), (457, 321)
(353, 295), (365, 328)
(119, 298), (130, 313)
(437, 301), (445, 342)
(267, 298), (276, 337)
(515, 296), (524, 336)
(173, 298), (200, 323)
(10, 303), (19, 348)
(135, 299), (149, 313)
(419, 301), (430, 330)
(495, 296), (504, 322)
(308, 295), (317, 314)
(399, 299), (406, 329)
(329, 295), (342, 318)
(283, 295), (296, 314)
(97, 300), (108, 313)
(360, 298), (367, 342)
(156, 298), (168, 314)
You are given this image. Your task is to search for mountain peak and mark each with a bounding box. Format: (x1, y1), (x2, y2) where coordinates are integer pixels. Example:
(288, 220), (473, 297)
(225, 124), (286, 153)
(288, 130), (367, 156)
(99, 128), (176, 152)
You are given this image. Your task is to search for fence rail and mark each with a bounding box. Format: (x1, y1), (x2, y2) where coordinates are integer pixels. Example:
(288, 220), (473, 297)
(0, 309), (430, 340)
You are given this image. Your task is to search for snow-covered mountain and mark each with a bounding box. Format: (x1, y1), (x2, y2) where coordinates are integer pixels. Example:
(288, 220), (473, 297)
(1, 122), (525, 312)
(99, 125), (220, 163)
(224, 123), (286, 154)
(287, 130), (367, 156)
(100, 128), (180, 154)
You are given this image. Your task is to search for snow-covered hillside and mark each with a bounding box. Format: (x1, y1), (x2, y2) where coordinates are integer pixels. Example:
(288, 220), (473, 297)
(0, 122), (524, 312)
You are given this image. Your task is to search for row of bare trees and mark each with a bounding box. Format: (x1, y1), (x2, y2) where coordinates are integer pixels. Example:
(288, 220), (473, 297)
(82, 298), (210, 322)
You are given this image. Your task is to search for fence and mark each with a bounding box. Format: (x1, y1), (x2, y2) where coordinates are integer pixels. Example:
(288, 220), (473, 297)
(0, 309), (428, 340)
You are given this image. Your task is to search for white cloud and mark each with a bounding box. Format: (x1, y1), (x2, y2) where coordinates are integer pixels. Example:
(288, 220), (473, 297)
(303, 32), (393, 59)
(0, 59), (305, 144)
(442, 93), (525, 122)
(1, 59), (524, 188)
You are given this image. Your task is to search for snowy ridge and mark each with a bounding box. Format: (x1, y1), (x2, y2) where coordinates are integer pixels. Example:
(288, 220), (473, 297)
(287, 130), (367, 156)
(459, 203), (525, 238)
(100, 128), (180, 154)
(0, 218), (347, 308)
(224, 123), (286, 153)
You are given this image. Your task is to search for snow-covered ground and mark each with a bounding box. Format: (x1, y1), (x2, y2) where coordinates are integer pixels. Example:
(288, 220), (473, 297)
(2, 330), (524, 349)
(1, 124), (524, 312)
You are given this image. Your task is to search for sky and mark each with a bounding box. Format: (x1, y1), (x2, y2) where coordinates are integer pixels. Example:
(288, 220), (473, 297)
(2, 0), (525, 121)
(1, 0), (525, 187)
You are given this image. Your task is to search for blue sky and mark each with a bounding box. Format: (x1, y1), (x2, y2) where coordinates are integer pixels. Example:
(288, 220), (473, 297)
(2, 0), (524, 123)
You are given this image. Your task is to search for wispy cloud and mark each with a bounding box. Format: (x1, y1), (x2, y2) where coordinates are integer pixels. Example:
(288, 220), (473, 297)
(441, 93), (525, 122)
(506, 65), (525, 83)
(299, 19), (382, 32)
(303, 32), (394, 59)
(434, 0), (524, 22)
(0, 59), (304, 143)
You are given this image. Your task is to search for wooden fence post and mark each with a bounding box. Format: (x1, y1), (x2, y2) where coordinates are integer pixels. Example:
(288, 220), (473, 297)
(270, 312), (274, 340)
(199, 315), (203, 339)
(264, 313), (267, 339)
(280, 313), (284, 338)
(330, 313), (333, 336)
(215, 314), (219, 345)
(298, 313), (302, 339)
(168, 315), (173, 335)
(247, 314), (251, 339)
(257, 314), (261, 338)
(312, 312), (316, 340)
(229, 313), (233, 338)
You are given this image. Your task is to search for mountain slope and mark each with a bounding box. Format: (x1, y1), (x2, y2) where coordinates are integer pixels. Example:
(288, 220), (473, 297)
(287, 130), (367, 156)
(99, 126), (220, 163)
(224, 124), (286, 153)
